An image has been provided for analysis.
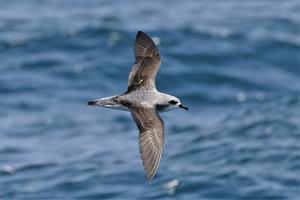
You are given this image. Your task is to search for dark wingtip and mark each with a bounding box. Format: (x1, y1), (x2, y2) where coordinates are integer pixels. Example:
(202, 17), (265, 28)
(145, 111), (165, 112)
(147, 177), (153, 182)
(134, 31), (158, 60)
(146, 173), (155, 182)
(137, 30), (145, 36)
(87, 100), (97, 106)
(136, 31), (152, 42)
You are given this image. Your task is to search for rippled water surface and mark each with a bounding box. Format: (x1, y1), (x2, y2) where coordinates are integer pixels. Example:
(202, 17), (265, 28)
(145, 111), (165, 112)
(1, 0), (300, 199)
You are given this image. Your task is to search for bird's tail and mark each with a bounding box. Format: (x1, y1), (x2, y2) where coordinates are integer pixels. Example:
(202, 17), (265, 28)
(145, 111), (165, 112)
(87, 96), (129, 111)
(87, 96), (118, 106)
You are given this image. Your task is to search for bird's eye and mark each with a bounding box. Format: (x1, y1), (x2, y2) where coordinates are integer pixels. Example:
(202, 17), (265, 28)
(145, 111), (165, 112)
(169, 100), (178, 105)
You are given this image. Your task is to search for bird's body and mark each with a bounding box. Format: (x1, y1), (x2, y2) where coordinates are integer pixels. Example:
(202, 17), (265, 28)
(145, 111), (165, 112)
(93, 90), (178, 112)
(88, 31), (188, 180)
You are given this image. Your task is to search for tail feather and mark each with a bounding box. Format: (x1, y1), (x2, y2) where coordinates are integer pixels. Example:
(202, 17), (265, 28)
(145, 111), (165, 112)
(87, 96), (129, 111)
(87, 96), (118, 106)
(87, 100), (98, 105)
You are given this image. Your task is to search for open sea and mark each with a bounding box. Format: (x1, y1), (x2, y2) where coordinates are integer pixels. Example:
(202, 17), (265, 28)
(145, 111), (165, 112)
(1, 0), (300, 199)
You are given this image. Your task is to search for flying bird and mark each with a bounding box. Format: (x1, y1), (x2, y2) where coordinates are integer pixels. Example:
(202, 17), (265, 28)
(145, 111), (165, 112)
(88, 31), (188, 180)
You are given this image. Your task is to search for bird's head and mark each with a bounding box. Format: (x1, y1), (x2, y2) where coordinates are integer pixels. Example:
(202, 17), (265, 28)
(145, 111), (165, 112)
(168, 98), (188, 111)
(157, 95), (188, 112)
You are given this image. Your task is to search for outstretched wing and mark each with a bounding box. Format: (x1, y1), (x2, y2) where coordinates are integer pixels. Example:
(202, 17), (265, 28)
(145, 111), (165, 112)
(130, 107), (164, 180)
(127, 31), (161, 92)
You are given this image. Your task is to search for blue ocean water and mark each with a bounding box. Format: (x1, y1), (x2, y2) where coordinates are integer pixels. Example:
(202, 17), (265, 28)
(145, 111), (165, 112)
(1, 0), (300, 199)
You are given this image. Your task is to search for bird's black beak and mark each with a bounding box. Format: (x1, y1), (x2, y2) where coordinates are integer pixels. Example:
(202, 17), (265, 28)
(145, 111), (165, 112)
(179, 104), (188, 111)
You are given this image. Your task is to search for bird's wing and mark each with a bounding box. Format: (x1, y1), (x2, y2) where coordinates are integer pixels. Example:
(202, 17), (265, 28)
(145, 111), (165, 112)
(130, 106), (164, 180)
(127, 31), (161, 92)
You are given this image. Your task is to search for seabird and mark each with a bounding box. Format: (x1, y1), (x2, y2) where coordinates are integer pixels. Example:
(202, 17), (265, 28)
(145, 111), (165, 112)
(88, 31), (188, 180)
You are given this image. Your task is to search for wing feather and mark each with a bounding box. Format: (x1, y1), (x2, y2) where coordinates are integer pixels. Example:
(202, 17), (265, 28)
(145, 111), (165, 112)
(130, 107), (164, 180)
(127, 31), (161, 92)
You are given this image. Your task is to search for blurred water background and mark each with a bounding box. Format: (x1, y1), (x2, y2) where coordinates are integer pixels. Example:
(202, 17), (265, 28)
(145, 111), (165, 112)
(1, 0), (300, 199)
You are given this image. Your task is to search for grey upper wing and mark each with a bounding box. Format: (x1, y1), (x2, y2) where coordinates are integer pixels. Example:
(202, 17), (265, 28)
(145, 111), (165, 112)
(127, 31), (161, 92)
(130, 107), (164, 180)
